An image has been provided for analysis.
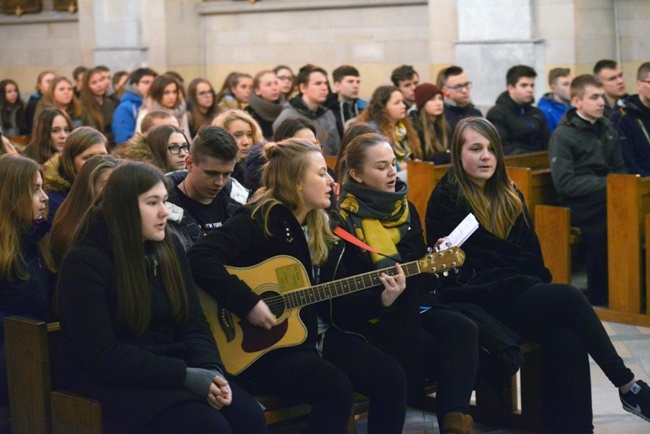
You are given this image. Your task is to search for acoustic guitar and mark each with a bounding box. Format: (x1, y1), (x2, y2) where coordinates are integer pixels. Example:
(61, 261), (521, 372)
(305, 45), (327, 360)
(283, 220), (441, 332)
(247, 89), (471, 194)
(198, 247), (465, 374)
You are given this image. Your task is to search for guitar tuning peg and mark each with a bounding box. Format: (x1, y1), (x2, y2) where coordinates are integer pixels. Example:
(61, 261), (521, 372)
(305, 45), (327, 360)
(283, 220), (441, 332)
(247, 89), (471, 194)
(427, 247), (433, 254)
(443, 271), (449, 277)
(453, 268), (460, 275)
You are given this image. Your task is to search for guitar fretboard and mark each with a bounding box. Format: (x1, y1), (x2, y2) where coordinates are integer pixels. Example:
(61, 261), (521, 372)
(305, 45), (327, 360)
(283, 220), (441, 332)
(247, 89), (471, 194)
(282, 261), (421, 309)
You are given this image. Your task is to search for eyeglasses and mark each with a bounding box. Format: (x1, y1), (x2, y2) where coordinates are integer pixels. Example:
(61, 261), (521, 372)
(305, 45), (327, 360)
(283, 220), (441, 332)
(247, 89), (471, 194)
(168, 144), (190, 155)
(277, 76), (293, 82)
(197, 90), (213, 97)
(445, 82), (472, 91)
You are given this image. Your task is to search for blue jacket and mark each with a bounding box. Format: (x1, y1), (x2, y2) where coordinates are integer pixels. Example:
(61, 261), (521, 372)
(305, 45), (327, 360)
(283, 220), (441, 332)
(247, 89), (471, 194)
(112, 91), (143, 145)
(537, 93), (571, 132)
(610, 94), (650, 176)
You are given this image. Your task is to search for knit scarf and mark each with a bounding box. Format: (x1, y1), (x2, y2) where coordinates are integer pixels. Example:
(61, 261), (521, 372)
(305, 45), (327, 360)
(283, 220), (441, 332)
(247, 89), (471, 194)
(392, 121), (411, 163)
(338, 180), (410, 268)
(144, 98), (187, 125)
(247, 93), (286, 122)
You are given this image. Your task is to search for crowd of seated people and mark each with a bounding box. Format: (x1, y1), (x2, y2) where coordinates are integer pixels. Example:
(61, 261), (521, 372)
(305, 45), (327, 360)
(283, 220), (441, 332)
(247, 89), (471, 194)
(1, 58), (650, 434)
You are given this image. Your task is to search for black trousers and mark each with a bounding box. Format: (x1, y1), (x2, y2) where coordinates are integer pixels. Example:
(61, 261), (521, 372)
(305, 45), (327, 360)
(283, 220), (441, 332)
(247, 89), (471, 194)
(141, 381), (267, 434)
(563, 191), (608, 305)
(239, 329), (407, 434)
(496, 283), (634, 434)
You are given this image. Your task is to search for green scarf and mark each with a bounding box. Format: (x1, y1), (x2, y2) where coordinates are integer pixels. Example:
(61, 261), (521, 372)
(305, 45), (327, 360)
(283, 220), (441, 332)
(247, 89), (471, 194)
(338, 180), (410, 268)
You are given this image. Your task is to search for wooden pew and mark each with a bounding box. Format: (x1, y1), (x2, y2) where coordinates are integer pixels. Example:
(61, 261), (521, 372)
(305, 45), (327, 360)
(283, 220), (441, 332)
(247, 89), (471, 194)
(598, 174), (650, 325)
(406, 161), (451, 230)
(4, 317), (103, 434)
(504, 150), (549, 170)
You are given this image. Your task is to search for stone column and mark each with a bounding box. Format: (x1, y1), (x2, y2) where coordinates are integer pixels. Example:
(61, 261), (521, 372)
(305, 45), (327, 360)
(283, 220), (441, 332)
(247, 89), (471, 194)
(453, 0), (545, 113)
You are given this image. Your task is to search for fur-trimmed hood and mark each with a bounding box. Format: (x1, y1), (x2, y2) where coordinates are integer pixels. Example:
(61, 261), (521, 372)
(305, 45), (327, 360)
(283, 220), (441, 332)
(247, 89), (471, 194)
(42, 154), (72, 193)
(123, 134), (155, 165)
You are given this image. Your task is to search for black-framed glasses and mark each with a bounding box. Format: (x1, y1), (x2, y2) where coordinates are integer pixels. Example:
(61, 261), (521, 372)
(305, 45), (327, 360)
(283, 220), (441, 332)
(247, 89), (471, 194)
(445, 82), (472, 91)
(277, 75), (293, 82)
(168, 144), (190, 155)
(197, 90), (213, 97)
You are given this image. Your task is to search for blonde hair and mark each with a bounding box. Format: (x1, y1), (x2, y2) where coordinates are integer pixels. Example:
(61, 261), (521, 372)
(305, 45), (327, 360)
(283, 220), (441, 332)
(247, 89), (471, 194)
(251, 139), (337, 264)
(450, 117), (523, 239)
(212, 109), (265, 145)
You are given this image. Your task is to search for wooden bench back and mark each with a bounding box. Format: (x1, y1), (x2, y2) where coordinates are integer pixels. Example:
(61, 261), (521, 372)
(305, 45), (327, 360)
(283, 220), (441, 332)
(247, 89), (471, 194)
(405, 161), (451, 232)
(607, 174), (650, 314)
(4, 317), (103, 434)
(504, 151), (549, 170)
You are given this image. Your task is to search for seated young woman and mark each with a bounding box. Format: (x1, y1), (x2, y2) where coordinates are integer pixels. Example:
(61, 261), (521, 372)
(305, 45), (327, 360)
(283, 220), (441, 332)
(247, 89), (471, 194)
(0, 79), (28, 138)
(55, 162), (266, 434)
(50, 154), (118, 270)
(42, 127), (108, 220)
(80, 67), (116, 146)
(33, 76), (83, 130)
(244, 70), (284, 140)
(135, 74), (190, 138)
(22, 108), (73, 165)
(425, 117), (650, 433)
(412, 83), (452, 165)
(335, 132), (478, 433)
(125, 124), (190, 173)
(187, 78), (220, 138)
(0, 155), (54, 407)
(187, 139), (408, 434)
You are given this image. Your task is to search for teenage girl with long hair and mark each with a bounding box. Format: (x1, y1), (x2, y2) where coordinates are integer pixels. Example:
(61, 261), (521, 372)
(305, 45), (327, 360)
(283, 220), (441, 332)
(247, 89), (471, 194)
(125, 124), (190, 173)
(0, 155), (53, 407)
(22, 108), (73, 165)
(42, 126), (108, 219)
(55, 162), (266, 433)
(80, 66), (116, 146)
(188, 139), (408, 434)
(425, 117), (650, 433)
(33, 76), (82, 131)
(358, 85), (421, 166)
(0, 79), (27, 137)
(187, 78), (220, 137)
(413, 83), (451, 164)
(216, 72), (253, 110)
(136, 74), (190, 138)
(50, 154), (118, 269)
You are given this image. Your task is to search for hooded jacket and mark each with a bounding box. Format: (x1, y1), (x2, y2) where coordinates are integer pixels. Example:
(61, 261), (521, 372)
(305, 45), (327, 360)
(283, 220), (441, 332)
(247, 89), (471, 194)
(486, 92), (550, 155)
(549, 108), (626, 201)
(272, 95), (341, 156)
(324, 92), (368, 139)
(537, 93), (571, 132)
(610, 94), (650, 176)
(112, 86), (143, 145)
(42, 154), (72, 220)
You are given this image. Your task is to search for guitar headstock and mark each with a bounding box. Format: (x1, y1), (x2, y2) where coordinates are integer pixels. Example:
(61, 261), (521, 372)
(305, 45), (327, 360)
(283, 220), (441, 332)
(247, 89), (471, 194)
(418, 246), (465, 276)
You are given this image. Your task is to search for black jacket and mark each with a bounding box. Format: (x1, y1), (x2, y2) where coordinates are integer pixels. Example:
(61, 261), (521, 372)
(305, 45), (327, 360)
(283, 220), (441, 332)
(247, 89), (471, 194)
(486, 92), (550, 155)
(443, 102), (483, 136)
(55, 216), (223, 433)
(549, 108), (626, 201)
(425, 170), (552, 313)
(610, 94), (650, 176)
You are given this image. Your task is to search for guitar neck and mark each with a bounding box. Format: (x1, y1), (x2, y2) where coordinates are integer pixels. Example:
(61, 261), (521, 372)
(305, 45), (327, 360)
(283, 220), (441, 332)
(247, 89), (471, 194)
(282, 261), (421, 309)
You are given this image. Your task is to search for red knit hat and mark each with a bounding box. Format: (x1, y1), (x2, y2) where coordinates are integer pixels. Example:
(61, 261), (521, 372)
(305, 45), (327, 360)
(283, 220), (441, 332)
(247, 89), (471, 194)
(414, 83), (443, 110)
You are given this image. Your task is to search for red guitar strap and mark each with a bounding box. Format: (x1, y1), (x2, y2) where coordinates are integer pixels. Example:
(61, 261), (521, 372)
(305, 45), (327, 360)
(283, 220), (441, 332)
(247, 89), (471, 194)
(333, 226), (382, 255)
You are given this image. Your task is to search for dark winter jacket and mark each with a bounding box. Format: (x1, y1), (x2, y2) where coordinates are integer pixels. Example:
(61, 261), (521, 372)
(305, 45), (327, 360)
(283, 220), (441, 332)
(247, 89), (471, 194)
(486, 92), (550, 155)
(537, 93), (571, 132)
(425, 169), (552, 313)
(610, 94), (650, 176)
(443, 100), (483, 136)
(324, 92), (368, 139)
(549, 108), (626, 201)
(0, 220), (53, 344)
(272, 96), (341, 156)
(55, 216), (223, 433)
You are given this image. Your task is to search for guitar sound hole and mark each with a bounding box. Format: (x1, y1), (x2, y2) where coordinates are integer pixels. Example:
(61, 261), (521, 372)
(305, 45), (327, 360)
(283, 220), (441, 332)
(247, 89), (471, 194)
(259, 290), (286, 318)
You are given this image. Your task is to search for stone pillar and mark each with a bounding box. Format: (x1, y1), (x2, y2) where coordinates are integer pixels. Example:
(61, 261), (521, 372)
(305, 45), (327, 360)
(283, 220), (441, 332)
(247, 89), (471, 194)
(454, 0), (545, 113)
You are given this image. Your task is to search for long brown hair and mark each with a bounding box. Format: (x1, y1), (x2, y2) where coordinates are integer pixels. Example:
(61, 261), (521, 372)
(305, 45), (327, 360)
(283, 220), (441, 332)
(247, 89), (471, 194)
(50, 154), (118, 270)
(143, 125), (188, 172)
(450, 117), (523, 239)
(42, 76), (82, 120)
(87, 162), (188, 334)
(187, 78), (220, 133)
(0, 155), (53, 281)
(417, 107), (450, 158)
(334, 123), (378, 181)
(251, 139), (337, 264)
(59, 127), (108, 181)
(22, 108), (73, 165)
(358, 85), (421, 158)
(79, 67), (108, 130)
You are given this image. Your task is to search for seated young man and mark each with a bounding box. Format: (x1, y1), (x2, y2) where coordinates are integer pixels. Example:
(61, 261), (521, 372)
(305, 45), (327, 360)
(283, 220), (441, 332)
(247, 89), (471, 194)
(166, 126), (249, 249)
(549, 74), (627, 305)
(538, 67), (573, 132)
(486, 65), (550, 155)
(324, 65), (368, 138)
(436, 65), (483, 134)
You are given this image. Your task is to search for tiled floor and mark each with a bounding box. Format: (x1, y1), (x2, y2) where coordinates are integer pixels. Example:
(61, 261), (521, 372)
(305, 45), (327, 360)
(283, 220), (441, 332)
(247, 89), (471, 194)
(356, 320), (650, 433)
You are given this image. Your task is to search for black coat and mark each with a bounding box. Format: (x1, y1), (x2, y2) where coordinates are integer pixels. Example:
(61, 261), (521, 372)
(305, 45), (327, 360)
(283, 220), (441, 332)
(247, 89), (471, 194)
(55, 217), (223, 434)
(425, 170), (552, 314)
(486, 92), (550, 155)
